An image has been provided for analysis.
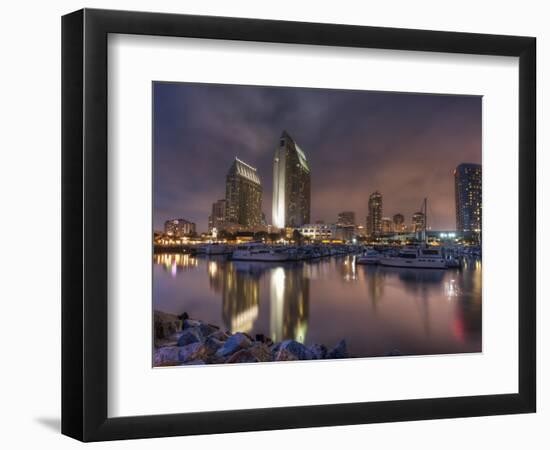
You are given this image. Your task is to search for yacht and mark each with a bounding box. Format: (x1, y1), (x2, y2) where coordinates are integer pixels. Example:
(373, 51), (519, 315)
(356, 248), (380, 265)
(231, 244), (289, 262)
(379, 246), (447, 269)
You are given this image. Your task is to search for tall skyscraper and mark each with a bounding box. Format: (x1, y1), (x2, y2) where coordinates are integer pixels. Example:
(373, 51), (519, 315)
(272, 131), (311, 228)
(337, 211), (356, 226)
(393, 213), (406, 232)
(412, 211), (425, 233)
(454, 163), (482, 232)
(209, 199), (226, 231)
(366, 191), (383, 236)
(225, 157), (262, 228)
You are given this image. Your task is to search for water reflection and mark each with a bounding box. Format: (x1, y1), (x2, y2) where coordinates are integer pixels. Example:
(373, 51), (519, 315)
(270, 265), (309, 343)
(153, 254), (482, 357)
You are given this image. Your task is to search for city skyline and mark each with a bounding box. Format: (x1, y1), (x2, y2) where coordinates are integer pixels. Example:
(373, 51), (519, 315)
(154, 82), (481, 232)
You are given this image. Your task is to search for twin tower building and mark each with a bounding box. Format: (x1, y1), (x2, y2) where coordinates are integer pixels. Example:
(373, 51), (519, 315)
(212, 131), (311, 233)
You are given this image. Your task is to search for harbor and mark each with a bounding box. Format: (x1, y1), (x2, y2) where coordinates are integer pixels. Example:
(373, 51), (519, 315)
(153, 246), (482, 363)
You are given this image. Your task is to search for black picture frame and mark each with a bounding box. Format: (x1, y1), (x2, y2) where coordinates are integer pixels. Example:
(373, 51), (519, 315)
(61, 8), (536, 442)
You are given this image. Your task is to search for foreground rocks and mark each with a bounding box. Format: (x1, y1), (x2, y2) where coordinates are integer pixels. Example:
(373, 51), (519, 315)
(153, 310), (349, 366)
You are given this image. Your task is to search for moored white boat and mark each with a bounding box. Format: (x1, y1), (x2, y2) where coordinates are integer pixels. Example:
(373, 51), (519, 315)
(231, 244), (289, 262)
(356, 249), (380, 265)
(379, 246), (447, 269)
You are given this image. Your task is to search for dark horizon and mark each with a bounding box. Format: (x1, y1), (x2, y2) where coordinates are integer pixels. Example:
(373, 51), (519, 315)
(153, 82), (481, 233)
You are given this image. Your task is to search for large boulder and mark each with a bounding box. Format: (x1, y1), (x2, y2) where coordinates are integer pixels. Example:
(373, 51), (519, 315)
(226, 349), (259, 364)
(327, 339), (348, 359)
(204, 336), (224, 355)
(273, 348), (299, 362)
(216, 332), (252, 358)
(179, 342), (208, 363)
(308, 343), (328, 360)
(274, 340), (314, 361)
(249, 343), (273, 362)
(153, 310), (182, 341)
(153, 346), (181, 366)
(177, 328), (202, 346)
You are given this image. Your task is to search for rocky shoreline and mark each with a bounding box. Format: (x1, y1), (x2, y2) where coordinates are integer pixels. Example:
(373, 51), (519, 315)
(154, 310), (349, 366)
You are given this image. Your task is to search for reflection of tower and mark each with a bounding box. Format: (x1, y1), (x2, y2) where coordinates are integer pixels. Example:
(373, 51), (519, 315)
(363, 267), (385, 311)
(207, 260), (263, 333)
(220, 262), (262, 333)
(272, 131), (311, 228)
(269, 266), (310, 343)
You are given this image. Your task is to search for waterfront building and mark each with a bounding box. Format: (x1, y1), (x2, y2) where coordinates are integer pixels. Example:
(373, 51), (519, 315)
(272, 131), (311, 228)
(225, 157), (263, 229)
(381, 217), (393, 234)
(366, 191), (383, 237)
(393, 213), (406, 232)
(412, 211), (425, 233)
(299, 223), (335, 241)
(454, 163), (482, 232)
(209, 199), (226, 232)
(164, 218), (196, 237)
(337, 211), (356, 227)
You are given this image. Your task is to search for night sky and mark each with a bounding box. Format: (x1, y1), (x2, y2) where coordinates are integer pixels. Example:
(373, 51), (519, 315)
(153, 82), (481, 233)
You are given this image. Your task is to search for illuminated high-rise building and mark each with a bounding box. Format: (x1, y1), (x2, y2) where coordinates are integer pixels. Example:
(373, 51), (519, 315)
(337, 211), (356, 226)
(366, 191), (383, 236)
(209, 199), (226, 231)
(225, 157), (262, 228)
(393, 213), (406, 232)
(454, 163), (482, 232)
(272, 131), (311, 228)
(412, 211), (425, 233)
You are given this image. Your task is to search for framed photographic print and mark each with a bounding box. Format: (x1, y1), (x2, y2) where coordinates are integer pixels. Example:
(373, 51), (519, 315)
(62, 8), (536, 442)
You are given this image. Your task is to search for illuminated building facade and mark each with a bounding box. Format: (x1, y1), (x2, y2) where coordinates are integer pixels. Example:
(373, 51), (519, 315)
(393, 213), (406, 232)
(454, 163), (482, 232)
(366, 191), (383, 236)
(164, 218), (196, 237)
(208, 199), (226, 232)
(272, 131), (311, 228)
(337, 211), (356, 226)
(381, 217), (393, 234)
(412, 211), (425, 233)
(225, 157), (263, 229)
(299, 223), (335, 241)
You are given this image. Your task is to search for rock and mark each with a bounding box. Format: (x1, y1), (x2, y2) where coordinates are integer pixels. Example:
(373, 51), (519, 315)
(275, 340), (314, 360)
(249, 343), (273, 362)
(179, 342), (208, 363)
(177, 328), (202, 346)
(183, 319), (202, 329)
(308, 343), (328, 360)
(204, 336), (224, 355)
(198, 322), (219, 338)
(273, 348), (299, 362)
(181, 359), (206, 366)
(327, 339), (348, 359)
(209, 330), (230, 341)
(153, 346), (181, 366)
(255, 334), (274, 346)
(153, 310), (182, 341)
(216, 332), (252, 357)
(226, 349), (259, 364)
